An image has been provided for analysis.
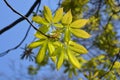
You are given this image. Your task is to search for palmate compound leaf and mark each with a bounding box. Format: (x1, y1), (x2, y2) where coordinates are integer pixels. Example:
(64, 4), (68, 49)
(69, 40), (88, 54)
(62, 10), (72, 25)
(44, 6), (52, 23)
(70, 28), (91, 38)
(67, 48), (81, 69)
(32, 16), (48, 25)
(70, 19), (89, 28)
(28, 39), (46, 49)
(56, 48), (64, 70)
(36, 41), (47, 64)
(53, 8), (63, 23)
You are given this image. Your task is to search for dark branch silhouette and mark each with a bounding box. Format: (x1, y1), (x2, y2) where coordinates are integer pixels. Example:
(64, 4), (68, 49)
(0, 0), (41, 35)
(0, 0), (42, 57)
(3, 0), (49, 37)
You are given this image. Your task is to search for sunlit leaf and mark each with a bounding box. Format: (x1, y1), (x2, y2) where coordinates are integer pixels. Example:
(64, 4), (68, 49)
(70, 19), (89, 28)
(32, 16), (48, 25)
(28, 40), (45, 48)
(70, 28), (91, 38)
(62, 10), (72, 25)
(53, 8), (63, 23)
(53, 23), (63, 28)
(36, 42), (47, 64)
(39, 25), (49, 33)
(64, 28), (70, 42)
(113, 61), (120, 69)
(67, 48), (81, 69)
(48, 41), (55, 56)
(44, 6), (52, 22)
(34, 32), (47, 39)
(53, 41), (63, 47)
(52, 47), (61, 56)
(56, 48), (64, 70)
(68, 40), (88, 54)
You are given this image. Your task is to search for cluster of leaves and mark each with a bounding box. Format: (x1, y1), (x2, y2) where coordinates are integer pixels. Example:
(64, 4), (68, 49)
(83, 54), (117, 80)
(28, 6), (90, 72)
(26, 0), (120, 79)
(94, 23), (119, 56)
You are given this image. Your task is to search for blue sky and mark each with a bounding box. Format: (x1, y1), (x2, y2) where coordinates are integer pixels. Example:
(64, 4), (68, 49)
(0, 0), (66, 80)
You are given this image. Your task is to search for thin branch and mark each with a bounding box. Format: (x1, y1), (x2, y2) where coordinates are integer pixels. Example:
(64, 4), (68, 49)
(0, 0), (41, 35)
(3, 0), (49, 38)
(0, 25), (31, 57)
(0, 0), (42, 57)
(99, 52), (120, 79)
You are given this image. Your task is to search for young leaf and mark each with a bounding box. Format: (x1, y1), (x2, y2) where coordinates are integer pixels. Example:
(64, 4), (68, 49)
(32, 16), (48, 25)
(56, 48), (64, 70)
(44, 6), (52, 23)
(48, 41), (55, 56)
(53, 8), (63, 23)
(34, 32), (47, 39)
(36, 42), (47, 64)
(70, 19), (89, 28)
(69, 40), (88, 54)
(70, 28), (91, 38)
(67, 48), (81, 69)
(53, 23), (63, 28)
(28, 40), (45, 49)
(39, 25), (49, 33)
(64, 28), (70, 42)
(62, 10), (72, 25)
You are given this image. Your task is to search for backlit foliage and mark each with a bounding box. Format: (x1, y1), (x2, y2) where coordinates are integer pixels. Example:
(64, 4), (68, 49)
(28, 6), (90, 71)
(27, 0), (120, 79)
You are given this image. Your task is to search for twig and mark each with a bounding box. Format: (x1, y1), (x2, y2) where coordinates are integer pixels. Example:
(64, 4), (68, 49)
(0, 0), (41, 35)
(3, 0), (49, 37)
(99, 52), (120, 79)
(0, 0), (42, 57)
(0, 25), (31, 57)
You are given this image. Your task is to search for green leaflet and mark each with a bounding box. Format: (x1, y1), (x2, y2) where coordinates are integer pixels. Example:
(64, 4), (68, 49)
(64, 27), (70, 42)
(56, 48), (64, 70)
(28, 39), (45, 49)
(62, 10), (72, 25)
(36, 42), (47, 64)
(113, 61), (120, 69)
(70, 28), (91, 38)
(69, 40), (88, 54)
(44, 6), (52, 23)
(53, 23), (63, 28)
(48, 41), (55, 56)
(34, 31), (47, 39)
(38, 25), (49, 34)
(53, 41), (63, 47)
(70, 19), (89, 29)
(53, 8), (63, 23)
(32, 16), (48, 25)
(67, 48), (81, 69)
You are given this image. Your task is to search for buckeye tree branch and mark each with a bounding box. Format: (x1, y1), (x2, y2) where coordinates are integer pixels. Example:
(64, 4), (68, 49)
(0, 0), (41, 35)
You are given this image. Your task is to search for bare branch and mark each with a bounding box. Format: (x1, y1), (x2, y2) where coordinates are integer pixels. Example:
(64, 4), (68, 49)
(3, 0), (49, 37)
(0, 0), (42, 57)
(0, 0), (41, 35)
